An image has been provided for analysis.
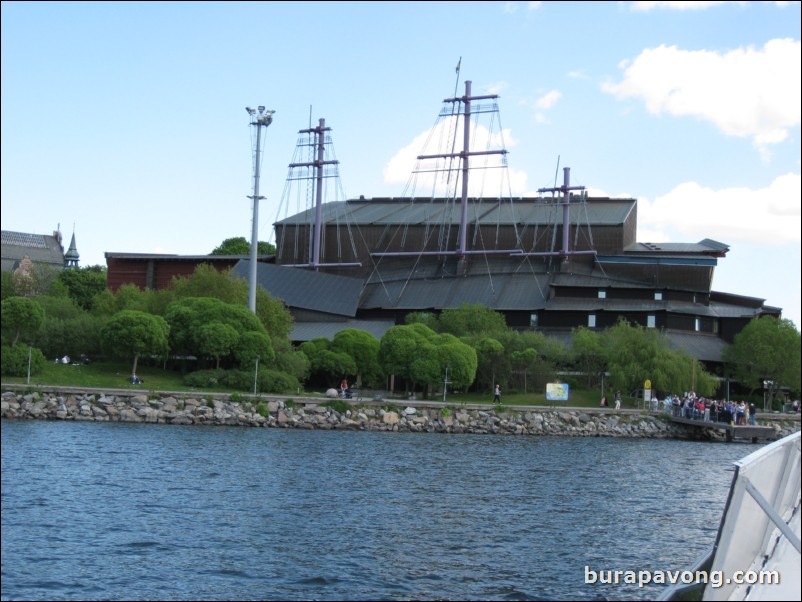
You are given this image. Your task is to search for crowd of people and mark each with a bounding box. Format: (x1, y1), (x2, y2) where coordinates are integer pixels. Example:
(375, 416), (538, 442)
(660, 390), (758, 425)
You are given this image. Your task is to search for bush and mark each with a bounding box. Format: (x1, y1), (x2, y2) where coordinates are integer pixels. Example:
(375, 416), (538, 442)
(182, 367), (300, 394)
(1, 344), (47, 377)
(322, 399), (350, 414)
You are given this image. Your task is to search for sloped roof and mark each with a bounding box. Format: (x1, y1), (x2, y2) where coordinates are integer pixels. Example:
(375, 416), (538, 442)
(626, 239), (729, 255)
(360, 271), (550, 311)
(1, 230), (65, 271)
(275, 196), (637, 227)
(232, 260), (363, 318)
(290, 319), (396, 342)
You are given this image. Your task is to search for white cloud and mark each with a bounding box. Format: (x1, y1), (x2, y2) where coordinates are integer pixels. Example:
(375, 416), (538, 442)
(637, 172), (801, 244)
(536, 90), (562, 109)
(602, 39), (801, 156)
(383, 119), (529, 196)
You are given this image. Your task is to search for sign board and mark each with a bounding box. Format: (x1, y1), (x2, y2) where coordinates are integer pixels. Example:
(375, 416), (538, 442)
(644, 389), (652, 401)
(546, 383), (569, 401)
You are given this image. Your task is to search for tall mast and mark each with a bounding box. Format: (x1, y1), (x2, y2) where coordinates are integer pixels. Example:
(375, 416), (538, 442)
(246, 106), (274, 312)
(284, 118), (361, 269)
(535, 167), (592, 265)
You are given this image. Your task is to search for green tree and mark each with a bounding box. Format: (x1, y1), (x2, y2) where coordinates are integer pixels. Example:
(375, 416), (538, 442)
(197, 322), (240, 369)
(405, 311), (440, 331)
(724, 317), (801, 406)
(439, 303), (508, 338)
(1, 296), (45, 346)
(34, 295), (104, 360)
(570, 327), (607, 388)
(379, 323), (438, 394)
(299, 338), (356, 387)
(474, 337), (505, 392)
(100, 310), (170, 376)
(57, 265), (107, 311)
(211, 236), (276, 256)
(510, 347), (538, 393)
(1, 343), (47, 377)
(171, 264), (293, 341)
(330, 328), (382, 387)
(164, 297), (269, 368)
(234, 331), (275, 370)
(1, 271), (14, 301)
(408, 333), (477, 395)
(600, 318), (717, 400)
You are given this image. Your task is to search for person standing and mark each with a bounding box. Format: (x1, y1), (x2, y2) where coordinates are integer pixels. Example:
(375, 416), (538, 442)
(614, 390), (621, 410)
(493, 384), (501, 404)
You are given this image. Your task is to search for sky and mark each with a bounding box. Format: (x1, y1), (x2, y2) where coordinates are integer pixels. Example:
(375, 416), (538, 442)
(2, 1), (800, 329)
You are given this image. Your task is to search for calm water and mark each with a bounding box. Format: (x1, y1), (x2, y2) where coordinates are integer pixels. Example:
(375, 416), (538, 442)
(1, 420), (761, 601)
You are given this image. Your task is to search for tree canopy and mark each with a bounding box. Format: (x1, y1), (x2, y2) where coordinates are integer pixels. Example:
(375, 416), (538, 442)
(724, 316), (801, 406)
(1, 296), (44, 346)
(211, 236), (276, 256)
(100, 309), (170, 376)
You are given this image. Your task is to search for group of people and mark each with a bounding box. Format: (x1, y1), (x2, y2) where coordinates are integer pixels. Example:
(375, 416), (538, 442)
(662, 391), (757, 425)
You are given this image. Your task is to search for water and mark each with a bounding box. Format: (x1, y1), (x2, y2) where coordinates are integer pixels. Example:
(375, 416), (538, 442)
(1, 420), (761, 601)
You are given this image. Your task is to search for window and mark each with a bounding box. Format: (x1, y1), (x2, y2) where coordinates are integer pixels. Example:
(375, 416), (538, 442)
(598, 290), (606, 299)
(647, 315), (656, 328)
(530, 313), (538, 328)
(654, 291), (663, 301)
(588, 314), (596, 328)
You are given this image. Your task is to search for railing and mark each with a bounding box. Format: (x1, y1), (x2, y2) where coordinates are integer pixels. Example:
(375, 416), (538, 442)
(702, 431), (800, 600)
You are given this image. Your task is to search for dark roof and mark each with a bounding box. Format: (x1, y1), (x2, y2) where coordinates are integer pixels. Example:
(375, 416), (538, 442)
(626, 239), (729, 255)
(360, 270), (550, 311)
(290, 320), (396, 342)
(231, 260), (363, 318)
(105, 252), (261, 262)
(275, 196), (637, 227)
(1, 230), (65, 271)
(664, 331), (726, 363)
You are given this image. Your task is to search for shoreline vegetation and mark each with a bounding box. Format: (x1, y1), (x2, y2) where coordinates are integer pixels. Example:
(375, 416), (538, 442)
(2, 386), (799, 442)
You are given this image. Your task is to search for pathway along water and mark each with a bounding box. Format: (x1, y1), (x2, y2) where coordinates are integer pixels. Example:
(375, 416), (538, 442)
(0, 419), (769, 601)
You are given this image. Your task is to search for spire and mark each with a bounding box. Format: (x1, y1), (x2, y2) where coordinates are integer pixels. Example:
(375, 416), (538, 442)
(64, 229), (80, 268)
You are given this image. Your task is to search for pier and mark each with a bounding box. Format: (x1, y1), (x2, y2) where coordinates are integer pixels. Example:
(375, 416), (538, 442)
(668, 415), (776, 442)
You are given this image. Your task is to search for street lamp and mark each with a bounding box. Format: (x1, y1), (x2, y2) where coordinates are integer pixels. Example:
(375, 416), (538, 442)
(442, 365), (451, 403)
(253, 354), (260, 395)
(26, 342), (32, 385)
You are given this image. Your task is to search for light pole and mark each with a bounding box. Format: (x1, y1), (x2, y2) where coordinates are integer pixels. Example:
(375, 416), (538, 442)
(246, 106), (275, 313)
(442, 365), (451, 403)
(26, 343), (32, 385)
(253, 354), (260, 395)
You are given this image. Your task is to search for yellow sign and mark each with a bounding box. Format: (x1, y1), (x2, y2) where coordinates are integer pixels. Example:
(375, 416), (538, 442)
(644, 379), (652, 390)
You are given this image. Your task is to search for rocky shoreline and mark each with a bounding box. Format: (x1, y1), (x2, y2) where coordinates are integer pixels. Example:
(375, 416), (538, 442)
(2, 389), (799, 441)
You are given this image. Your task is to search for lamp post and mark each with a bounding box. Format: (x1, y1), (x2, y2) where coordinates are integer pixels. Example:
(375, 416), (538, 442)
(442, 365), (451, 404)
(245, 106), (275, 313)
(26, 342), (32, 385)
(253, 354), (260, 395)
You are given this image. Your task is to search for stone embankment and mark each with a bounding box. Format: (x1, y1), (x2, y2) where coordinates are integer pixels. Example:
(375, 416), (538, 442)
(2, 389), (799, 440)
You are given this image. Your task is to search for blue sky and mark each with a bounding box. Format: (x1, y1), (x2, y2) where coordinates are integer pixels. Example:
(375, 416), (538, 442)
(2, 1), (800, 329)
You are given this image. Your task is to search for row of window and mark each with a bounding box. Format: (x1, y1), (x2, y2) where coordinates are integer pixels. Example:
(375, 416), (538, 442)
(529, 313), (704, 331)
(597, 290), (695, 302)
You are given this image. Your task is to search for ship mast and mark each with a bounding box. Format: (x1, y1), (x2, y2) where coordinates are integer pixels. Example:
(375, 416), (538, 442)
(283, 118), (361, 270)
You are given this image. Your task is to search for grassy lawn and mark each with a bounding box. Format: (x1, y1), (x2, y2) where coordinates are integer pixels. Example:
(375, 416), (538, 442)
(5, 360), (210, 393)
(3, 361), (643, 408)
